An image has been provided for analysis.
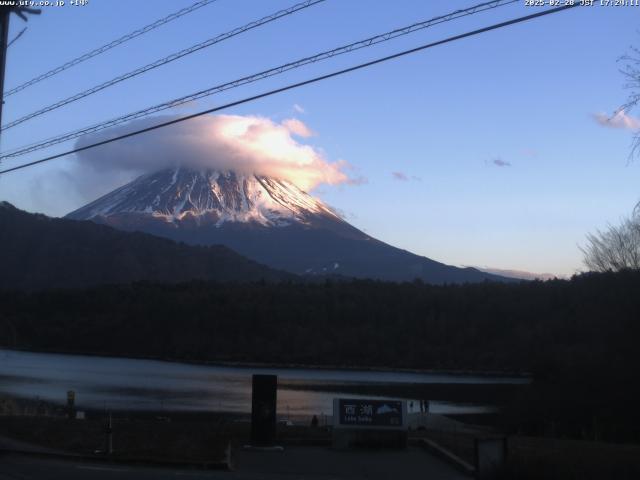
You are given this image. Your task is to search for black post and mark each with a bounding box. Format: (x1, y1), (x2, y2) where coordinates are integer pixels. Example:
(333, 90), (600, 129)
(104, 412), (113, 455)
(66, 389), (76, 419)
(250, 374), (277, 445)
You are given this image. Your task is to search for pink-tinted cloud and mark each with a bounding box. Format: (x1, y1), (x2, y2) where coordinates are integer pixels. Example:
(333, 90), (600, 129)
(282, 118), (314, 138)
(74, 114), (351, 191)
(593, 111), (640, 131)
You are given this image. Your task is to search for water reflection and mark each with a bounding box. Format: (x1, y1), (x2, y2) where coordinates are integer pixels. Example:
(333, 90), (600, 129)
(0, 349), (525, 416)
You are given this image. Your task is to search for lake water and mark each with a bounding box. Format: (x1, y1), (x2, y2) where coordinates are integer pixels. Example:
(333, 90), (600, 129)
(0, 349), (527, 417)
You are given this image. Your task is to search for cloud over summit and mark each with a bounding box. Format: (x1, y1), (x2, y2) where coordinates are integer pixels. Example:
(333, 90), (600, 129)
(74, 114), (350, 191)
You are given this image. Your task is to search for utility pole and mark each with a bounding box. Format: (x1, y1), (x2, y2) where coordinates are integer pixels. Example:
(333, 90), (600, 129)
(0, 6), (40, 146)
(0, 7), (11, 132)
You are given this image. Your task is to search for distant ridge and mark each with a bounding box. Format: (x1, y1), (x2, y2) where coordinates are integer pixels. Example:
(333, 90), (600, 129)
(0, 202), (292, 290)
(473, 267), (560, 281)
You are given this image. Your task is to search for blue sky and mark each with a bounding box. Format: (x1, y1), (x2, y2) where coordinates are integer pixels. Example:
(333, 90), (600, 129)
(1, 0), (639, 276)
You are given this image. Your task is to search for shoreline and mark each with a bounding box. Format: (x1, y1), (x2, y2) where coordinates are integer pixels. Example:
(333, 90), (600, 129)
(0, 346), (531, 379)
(278, 381), (526, 403)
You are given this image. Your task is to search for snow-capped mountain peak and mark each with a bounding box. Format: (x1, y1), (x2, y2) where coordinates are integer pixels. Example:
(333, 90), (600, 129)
(67, 167), (340, 227)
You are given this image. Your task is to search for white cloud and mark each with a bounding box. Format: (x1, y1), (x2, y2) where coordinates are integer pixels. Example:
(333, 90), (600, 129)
(293, 103), (305, 114)
(73, 114), (351, 192)
(593, 110), (640, 131)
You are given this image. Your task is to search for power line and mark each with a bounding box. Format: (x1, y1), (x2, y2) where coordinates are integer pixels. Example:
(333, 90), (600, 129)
(4, 0), (220, 98)
(0, 3), (579, 177)
(1, 0), (325, 132)
(7, 26), (27, 48)
(0, 0), (518, 160)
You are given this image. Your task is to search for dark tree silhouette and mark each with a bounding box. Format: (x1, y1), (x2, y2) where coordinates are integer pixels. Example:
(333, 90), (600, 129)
(581, 213), (640, 272)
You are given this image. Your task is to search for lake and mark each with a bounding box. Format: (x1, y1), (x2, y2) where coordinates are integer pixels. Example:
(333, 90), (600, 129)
(0, 349), (527, 418)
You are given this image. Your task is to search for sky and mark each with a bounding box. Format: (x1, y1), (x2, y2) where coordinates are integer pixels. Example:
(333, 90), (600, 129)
(1, 0), (639, 277)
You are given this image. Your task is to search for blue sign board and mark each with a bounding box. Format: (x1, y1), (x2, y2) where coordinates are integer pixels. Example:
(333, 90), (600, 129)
(335, 398), (406, 428)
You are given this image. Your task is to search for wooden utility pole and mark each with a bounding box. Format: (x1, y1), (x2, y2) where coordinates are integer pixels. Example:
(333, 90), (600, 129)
(0, 6), (40, 144)
(0, 7), (11, 132)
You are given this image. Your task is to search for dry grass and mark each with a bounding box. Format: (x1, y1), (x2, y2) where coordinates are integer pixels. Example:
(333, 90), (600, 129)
(0, 415), (234, 463)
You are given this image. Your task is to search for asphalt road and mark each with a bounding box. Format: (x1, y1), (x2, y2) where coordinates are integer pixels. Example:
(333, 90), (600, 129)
(0, 454), (224, 480)
(0, 447), (468, 480)
(234, 446), (468, 479)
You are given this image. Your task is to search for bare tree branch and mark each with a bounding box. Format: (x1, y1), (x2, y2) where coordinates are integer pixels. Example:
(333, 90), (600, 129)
(618, 41), (640, 159)
(581, 214), (640, 272)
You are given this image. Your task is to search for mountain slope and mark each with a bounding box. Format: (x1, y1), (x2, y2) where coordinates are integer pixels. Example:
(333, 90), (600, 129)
(0, 201), (292, 290)
(67, 167), (512, 284)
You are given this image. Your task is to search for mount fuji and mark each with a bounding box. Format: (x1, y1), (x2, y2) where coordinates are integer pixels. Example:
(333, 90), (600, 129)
(67, 167), (510, 284)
